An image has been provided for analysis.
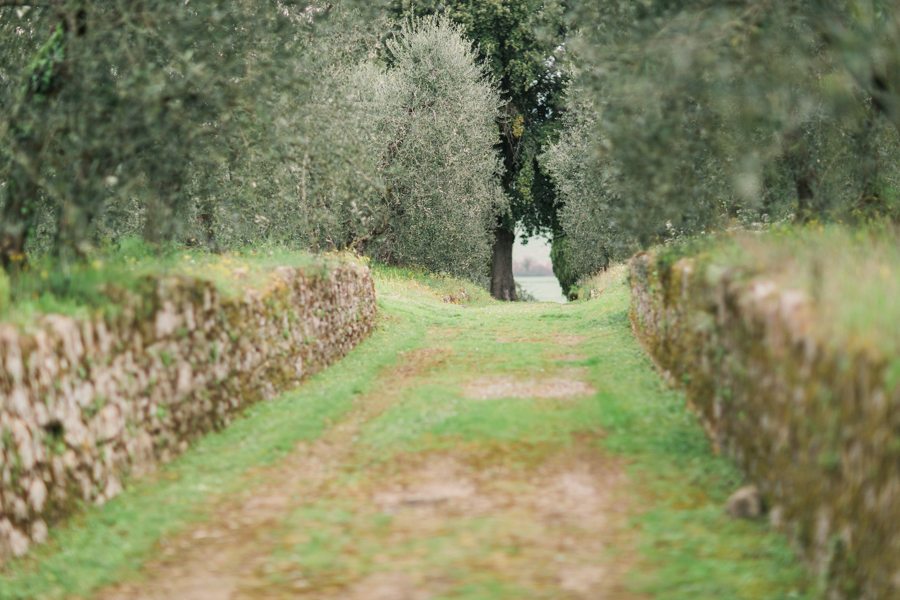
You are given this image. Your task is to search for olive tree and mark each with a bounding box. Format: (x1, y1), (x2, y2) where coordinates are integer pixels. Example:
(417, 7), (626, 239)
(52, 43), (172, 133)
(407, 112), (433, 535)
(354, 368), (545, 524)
(180, 3), (389, 253)
(390, 1), (568, 300)
(345, 17), (507, 281)
(0, 0), (386, 271)
(540, 85), (623, 294)
(542, 0), (900, 284)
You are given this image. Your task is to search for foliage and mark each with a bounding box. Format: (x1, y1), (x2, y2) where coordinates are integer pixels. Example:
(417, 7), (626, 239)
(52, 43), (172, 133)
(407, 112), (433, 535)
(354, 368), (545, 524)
(389, 1), (569, 301)
(0, 4), (520, 291)
(344, 17), (507, 281)
(541, 85), (620, 284)
(195, 3), (390, 253)
(513, 281), (539, 302)
(548, 235), (577, 299)
(0, 0), (387, 270)
(541, 0), (900, 278)
(389, 1), (568, 232)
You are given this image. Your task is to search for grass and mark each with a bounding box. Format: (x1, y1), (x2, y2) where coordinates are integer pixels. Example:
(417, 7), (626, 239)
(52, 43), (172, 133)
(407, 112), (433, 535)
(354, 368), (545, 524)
(0, 266), (425, 599)
(371, 263), (493, 305)
(304, 265), (813, 598)
(0, 260), (812, 599)
(369, 266), (812, 599)
(715, 224), (900, 357)
(1, 237), (348, 325)
(644, 223), (900, 358)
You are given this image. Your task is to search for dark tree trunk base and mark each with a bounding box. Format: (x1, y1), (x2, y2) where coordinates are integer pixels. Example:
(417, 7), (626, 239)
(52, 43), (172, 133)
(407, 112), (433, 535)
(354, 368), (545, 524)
(491, 225), (517, 301)
(0, 165), (40, 273)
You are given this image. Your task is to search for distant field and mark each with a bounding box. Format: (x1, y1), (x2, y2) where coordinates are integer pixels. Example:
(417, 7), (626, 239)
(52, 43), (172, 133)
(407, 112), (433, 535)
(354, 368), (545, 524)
(518, 276), (567, 303)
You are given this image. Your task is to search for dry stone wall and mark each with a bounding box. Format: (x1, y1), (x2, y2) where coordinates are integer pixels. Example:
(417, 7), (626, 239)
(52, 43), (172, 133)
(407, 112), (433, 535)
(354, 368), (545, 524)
(629, 251), (900, 600)
(0, 262), (376, 563)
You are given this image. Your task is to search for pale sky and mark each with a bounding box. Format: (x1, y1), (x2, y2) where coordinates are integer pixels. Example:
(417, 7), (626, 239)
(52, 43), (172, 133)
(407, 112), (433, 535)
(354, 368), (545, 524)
(513, 229), (552, 264)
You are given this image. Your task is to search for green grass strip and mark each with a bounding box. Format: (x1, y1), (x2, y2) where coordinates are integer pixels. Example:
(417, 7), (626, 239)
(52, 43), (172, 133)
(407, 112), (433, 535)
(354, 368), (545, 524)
(0, 291), (424, 600)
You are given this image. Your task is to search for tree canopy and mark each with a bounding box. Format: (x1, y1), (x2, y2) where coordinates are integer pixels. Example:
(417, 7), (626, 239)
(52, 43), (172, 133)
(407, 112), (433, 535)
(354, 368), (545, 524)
(390, 1), (569, 299)
(0, 2), (509, 284)
(0, 0), (386, 269)
(5, 0), (900, 299)
(541, 0), (900, 285)
(345, 17), (507, 280)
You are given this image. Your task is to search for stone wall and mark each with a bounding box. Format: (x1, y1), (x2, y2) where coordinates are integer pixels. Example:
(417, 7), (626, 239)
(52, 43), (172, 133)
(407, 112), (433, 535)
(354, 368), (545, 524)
(629, 251), (900, 600)
(0, 262), (376, 563)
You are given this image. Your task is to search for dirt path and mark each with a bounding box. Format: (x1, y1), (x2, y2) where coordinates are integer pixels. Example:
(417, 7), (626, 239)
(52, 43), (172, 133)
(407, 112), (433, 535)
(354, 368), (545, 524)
(96, 309), (639, 600)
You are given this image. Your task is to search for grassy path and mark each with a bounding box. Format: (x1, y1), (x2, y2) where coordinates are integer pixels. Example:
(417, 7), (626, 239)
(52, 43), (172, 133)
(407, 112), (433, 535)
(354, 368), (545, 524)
(1, 266), (811, 599)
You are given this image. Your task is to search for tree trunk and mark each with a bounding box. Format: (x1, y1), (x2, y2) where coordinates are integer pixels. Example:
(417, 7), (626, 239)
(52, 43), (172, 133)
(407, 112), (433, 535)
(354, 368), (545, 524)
(198, 196), (220, 253)
(490, 225), (517, 301)
(795, 169), (816, 222)
(784, 129), (818, 223)
(142, 178), (182, 247)
(0, 163), (40, 273)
